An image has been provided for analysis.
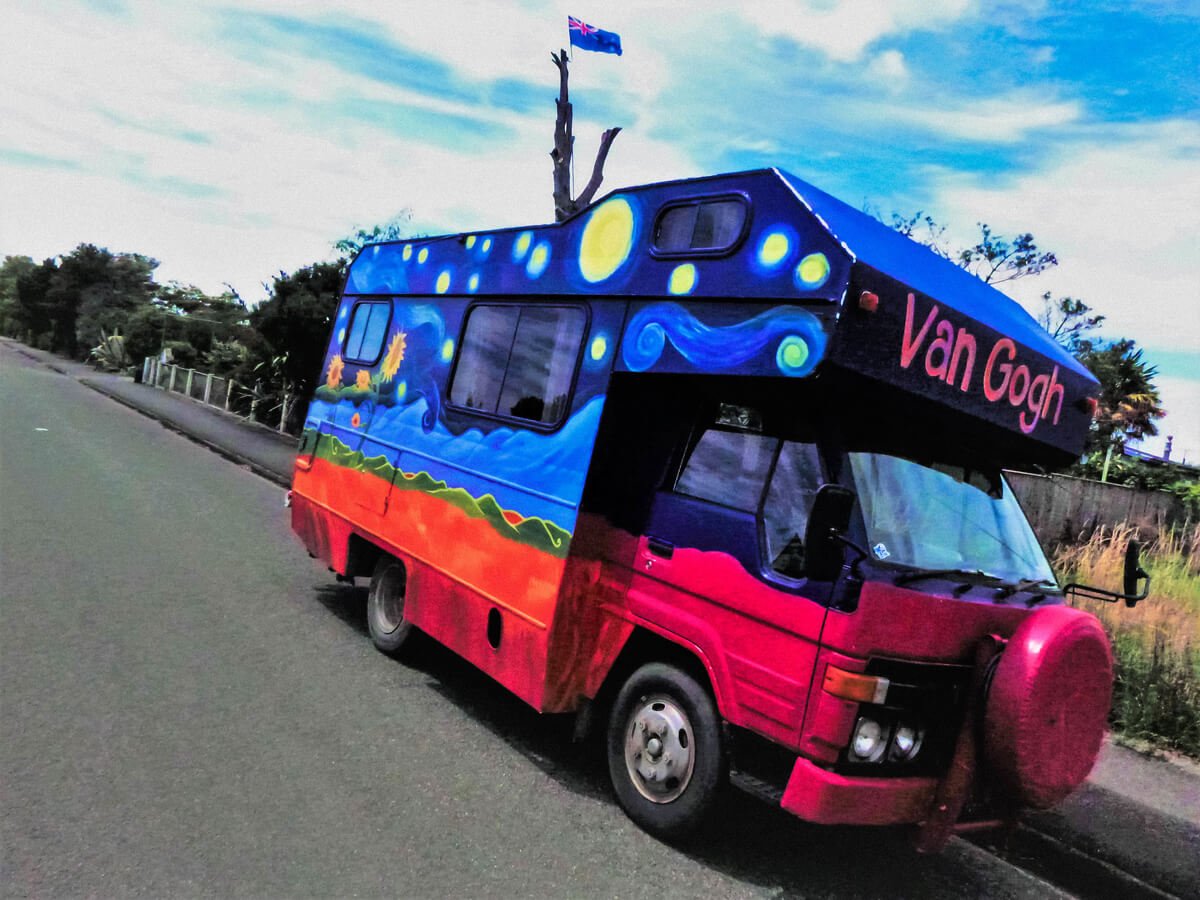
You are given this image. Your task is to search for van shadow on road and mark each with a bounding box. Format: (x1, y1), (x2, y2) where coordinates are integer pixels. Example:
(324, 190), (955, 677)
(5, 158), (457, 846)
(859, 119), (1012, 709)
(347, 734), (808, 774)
(307, 582), (1028, 898)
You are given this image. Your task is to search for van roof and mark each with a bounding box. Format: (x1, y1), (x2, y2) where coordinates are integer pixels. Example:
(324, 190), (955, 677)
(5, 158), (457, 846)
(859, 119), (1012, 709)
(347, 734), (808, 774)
(343, 167), (1097, 459)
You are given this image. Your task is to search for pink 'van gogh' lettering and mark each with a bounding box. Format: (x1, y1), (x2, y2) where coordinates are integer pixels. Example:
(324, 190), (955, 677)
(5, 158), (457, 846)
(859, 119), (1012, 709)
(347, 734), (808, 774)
(901, 293), (938, 369)
(902, 293), (975, 392)
(1019, 365), (1065, 434)
(948, 329), (976, 393)
(984, 339), (1016, 402)
(924, 319), (955, 380)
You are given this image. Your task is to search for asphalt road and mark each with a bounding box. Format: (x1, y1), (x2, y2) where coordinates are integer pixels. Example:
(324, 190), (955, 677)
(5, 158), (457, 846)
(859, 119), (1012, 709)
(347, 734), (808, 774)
(0, 346), (1072, 898)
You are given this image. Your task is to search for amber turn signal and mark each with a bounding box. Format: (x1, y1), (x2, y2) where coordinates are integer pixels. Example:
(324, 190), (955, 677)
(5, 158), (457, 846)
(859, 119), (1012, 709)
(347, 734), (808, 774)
(823, 665), (890, 704)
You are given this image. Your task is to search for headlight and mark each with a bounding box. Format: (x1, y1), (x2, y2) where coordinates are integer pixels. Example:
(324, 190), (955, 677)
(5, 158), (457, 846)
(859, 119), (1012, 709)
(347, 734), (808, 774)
(849, 716), (890, 762)
(890, 722), (924, 762)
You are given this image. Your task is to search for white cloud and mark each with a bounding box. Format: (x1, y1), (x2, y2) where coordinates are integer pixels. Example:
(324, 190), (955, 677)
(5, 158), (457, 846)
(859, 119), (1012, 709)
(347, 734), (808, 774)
(737, 0), (972, 62)
(1030, 45), (1056, 66)
(866, 49), (910, 87)
(885, 93), (1082, 143)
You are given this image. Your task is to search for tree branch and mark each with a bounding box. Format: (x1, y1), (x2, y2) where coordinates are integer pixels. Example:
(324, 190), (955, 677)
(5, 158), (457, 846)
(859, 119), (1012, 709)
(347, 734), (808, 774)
(574, 127), (622, 210)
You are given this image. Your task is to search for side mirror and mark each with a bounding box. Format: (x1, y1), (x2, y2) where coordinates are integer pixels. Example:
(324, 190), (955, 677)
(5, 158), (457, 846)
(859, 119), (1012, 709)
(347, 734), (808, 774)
(1064, 539), (1151, 608)
(804, 485), (858, 581)
(1123, 540), (1150, 608)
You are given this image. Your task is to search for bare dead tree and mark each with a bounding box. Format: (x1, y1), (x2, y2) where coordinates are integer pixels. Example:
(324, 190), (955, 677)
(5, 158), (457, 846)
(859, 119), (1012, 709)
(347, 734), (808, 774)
(551, 49), (621, 222)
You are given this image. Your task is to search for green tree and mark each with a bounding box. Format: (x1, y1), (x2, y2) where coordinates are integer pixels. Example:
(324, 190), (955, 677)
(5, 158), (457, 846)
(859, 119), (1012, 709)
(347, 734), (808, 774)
(1037, 292), (1105, 355)
(234, 261), (346, 429)
(956, 224), (1057, 285)
(15, 258), (57, 348)
(1078, 339), (1165, 450)
(115, 280), (251, 367)
(881, 209), (1057, 284)
(13, 244), (161, 358)
(69, 246), (159, 354)
(0, 255), (36, 337)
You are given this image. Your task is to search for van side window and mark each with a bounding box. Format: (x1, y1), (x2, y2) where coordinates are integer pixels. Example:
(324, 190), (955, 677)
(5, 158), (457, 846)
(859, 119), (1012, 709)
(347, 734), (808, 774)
(676, 430), (774, 511)
(653, 198), (747, 254)
(449, 305), (586, 426)
(763, 441), (824, 578)
(449, 306), (520, 414)
(344, 301), (391, 363)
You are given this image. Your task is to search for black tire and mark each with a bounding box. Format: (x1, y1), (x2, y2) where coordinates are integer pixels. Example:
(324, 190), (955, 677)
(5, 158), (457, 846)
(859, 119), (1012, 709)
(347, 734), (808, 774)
(366, 555), (414, 656)
(606, 663), (724, 839)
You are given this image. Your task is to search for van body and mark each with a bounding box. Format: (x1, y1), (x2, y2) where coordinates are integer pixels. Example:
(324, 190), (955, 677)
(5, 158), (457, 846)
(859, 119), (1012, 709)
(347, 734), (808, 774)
(290, 169), (1110, 849)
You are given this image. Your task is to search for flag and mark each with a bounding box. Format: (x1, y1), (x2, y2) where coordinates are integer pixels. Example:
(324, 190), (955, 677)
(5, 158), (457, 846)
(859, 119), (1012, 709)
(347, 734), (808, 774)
(568, 16), (622, 55)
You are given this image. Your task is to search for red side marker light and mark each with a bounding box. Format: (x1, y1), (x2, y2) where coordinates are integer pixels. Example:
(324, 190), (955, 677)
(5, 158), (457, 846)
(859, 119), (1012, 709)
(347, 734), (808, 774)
(858, 291), (880, 313)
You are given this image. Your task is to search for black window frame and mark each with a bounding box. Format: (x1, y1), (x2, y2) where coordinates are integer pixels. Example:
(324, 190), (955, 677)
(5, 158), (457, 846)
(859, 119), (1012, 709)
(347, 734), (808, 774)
(446, 300), (591, 432)
(650, 192), (751, 259)
(341, 299), (393, 365)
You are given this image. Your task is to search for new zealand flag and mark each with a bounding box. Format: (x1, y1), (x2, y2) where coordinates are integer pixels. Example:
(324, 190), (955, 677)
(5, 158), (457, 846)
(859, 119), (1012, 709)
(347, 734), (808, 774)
(568, 16), (622, 55)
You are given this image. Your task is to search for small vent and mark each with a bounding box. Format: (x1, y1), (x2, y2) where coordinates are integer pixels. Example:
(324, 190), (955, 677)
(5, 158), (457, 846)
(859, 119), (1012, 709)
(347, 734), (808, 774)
(486, 608), (503, 649)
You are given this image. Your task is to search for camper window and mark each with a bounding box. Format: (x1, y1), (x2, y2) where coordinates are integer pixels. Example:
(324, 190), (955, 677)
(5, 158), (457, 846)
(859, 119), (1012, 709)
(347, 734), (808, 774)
(343, 301), (391, 363)
(449, 304), (586, 426)
(653, 196), (747, 255)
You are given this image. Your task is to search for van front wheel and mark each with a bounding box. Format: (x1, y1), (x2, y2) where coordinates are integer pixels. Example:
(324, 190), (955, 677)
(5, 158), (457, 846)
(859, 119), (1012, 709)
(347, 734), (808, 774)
(366, 555), (414, 655)
(606, 663), (724, 839)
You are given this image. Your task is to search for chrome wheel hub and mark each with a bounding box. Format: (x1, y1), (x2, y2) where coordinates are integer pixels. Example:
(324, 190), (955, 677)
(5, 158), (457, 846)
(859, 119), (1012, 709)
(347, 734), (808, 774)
(624, 693), (695, 803)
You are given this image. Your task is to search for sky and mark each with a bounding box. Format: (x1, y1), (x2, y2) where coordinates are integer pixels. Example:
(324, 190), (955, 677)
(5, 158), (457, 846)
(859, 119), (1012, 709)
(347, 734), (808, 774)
(1, 0), (1197, 462)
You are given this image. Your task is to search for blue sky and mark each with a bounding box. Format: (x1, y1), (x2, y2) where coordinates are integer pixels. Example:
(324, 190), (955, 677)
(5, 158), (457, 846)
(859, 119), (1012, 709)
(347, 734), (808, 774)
(1, 0), (1196, 460)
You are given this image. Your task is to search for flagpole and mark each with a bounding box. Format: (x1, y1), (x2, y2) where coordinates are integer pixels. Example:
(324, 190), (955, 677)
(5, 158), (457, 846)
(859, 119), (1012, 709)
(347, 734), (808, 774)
(566, 20), (575, 198)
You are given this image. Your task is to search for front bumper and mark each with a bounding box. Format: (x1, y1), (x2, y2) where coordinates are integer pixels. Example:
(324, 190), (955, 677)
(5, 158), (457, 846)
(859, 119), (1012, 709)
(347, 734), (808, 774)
(780, 756), (938, 825)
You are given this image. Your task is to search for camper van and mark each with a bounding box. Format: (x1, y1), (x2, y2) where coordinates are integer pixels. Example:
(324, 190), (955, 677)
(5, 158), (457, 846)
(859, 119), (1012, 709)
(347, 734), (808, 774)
(289, 169), (1144, 850)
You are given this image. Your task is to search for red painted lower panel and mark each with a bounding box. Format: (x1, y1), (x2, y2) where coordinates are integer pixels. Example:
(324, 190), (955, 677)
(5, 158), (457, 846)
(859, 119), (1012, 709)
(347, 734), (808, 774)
(405, 558), (549, 710)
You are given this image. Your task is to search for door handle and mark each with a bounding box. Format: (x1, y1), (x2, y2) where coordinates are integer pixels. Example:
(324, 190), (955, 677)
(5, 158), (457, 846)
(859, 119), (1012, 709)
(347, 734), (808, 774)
(647, 536), (675, 559)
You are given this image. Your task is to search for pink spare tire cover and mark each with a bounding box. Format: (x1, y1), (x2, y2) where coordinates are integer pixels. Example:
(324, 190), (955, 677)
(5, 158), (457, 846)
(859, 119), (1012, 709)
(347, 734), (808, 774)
(983, 606), (1113, 809)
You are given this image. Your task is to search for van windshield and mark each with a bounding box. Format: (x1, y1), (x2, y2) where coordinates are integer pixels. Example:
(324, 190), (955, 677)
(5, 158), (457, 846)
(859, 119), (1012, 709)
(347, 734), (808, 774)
(848, 452), (1055, 586)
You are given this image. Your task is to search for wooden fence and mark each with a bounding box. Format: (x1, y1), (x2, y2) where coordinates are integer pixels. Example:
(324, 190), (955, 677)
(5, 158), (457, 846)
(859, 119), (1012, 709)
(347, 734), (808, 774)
(1007, 470), (1187, 546)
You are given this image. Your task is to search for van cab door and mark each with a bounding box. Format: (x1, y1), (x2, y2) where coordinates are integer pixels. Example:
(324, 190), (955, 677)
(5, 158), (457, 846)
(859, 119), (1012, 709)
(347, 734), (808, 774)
(624, 425), (830, 747)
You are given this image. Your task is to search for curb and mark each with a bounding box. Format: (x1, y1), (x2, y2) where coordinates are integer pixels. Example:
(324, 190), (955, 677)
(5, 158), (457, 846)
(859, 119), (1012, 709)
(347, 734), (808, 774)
(80, 378), (293, 489)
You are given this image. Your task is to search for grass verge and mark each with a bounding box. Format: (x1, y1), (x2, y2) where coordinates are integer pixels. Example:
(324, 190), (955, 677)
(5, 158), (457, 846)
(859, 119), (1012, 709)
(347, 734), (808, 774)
(1056, 524), (1200, 758)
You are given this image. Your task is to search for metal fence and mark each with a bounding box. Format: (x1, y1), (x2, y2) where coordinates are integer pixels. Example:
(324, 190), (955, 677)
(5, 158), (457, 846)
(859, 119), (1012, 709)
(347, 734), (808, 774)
(142, 357), (299, 435)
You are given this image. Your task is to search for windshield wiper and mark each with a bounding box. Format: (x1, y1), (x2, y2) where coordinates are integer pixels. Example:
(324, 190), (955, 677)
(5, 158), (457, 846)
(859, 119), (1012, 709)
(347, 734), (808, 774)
(994, 578), (1057, 601)
(893, 568), (997, 587)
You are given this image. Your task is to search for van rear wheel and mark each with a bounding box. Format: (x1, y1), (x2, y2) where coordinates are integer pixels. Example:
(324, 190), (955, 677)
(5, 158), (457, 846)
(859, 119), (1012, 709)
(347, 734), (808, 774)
(606, 663), (724, 839)
(367, 555), (414, 655)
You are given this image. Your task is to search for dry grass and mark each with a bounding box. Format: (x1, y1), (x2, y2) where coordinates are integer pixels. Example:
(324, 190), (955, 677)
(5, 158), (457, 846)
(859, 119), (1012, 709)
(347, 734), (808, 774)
(1056, 523), (1200, 757)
